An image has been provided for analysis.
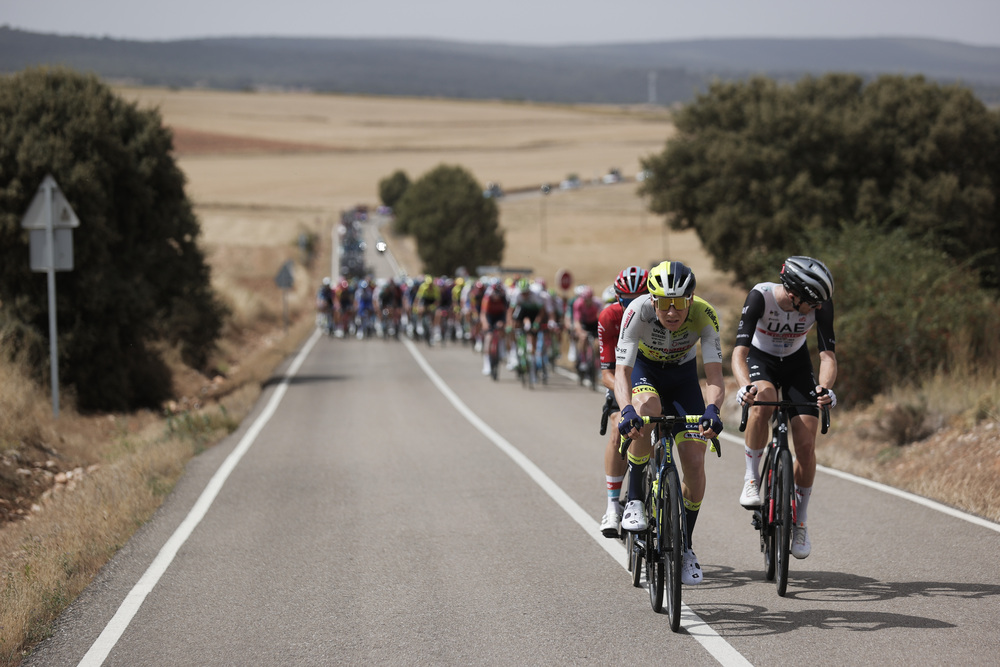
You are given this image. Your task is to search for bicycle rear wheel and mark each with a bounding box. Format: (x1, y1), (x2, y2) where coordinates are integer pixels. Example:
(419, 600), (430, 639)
(775, 448), (794, 596)
(488, 335), (500, 381)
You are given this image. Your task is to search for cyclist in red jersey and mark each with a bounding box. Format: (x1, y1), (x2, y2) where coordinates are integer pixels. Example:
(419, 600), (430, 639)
(597, 266), (649, 538)
(479, 279), (510, 375)
(573, 285), (603, 378)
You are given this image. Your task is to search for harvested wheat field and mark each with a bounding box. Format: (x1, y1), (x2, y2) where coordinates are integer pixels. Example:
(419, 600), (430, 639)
(122, 87), (733, 300)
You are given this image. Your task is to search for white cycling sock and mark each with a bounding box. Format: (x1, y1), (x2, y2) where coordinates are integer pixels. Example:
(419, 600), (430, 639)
(795, 485), (812, 526)
(606, 475), (625, 513)
(744, 446), (764, 482)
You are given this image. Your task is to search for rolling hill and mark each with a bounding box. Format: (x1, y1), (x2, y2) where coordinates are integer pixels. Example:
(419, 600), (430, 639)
(2, 26), (999, 104)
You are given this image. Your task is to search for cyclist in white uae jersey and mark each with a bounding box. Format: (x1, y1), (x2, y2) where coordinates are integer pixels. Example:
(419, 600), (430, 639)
(615, 261), (725, 585)
(731, 256), (838, 560)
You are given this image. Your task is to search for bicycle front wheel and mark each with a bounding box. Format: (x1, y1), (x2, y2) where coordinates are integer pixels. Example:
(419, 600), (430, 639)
(762, 455), (777, 581)
(775, 448), (794, 596)
(627, 531), (642, 588)
(664, 468), (684, 631)
(646, 470), (664, 613)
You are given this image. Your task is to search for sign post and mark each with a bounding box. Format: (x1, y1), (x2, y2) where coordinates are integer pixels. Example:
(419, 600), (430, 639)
(21, 175), (81, 418)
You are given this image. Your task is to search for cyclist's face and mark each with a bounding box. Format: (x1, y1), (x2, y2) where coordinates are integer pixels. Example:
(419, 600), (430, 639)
(788, 290), (822, 314)
(655, 302), (689, 331)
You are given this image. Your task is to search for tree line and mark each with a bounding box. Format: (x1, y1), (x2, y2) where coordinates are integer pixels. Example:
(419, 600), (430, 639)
(639, 73), (1000, 405)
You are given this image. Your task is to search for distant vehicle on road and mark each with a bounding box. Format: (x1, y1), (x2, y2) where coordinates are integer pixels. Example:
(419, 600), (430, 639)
(483, 182), (504, 198)
(560, 176), (581, 190)
(602, 168), (621, 184)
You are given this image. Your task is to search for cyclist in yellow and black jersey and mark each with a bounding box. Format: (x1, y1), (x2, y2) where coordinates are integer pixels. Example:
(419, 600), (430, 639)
(615, 260), (725, 586)
(414, 275), (441, 340)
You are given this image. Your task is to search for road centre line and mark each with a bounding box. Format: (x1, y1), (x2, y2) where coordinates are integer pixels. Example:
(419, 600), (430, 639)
(78, 329), (324, 667)
(404, 337), (752, 667)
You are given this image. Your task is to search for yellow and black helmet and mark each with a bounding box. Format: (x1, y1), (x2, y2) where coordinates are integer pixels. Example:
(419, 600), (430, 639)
(647, 261), (696, 299)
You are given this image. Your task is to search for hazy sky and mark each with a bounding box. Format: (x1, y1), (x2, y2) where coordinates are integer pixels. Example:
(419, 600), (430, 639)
(4, 0), (1000, 47)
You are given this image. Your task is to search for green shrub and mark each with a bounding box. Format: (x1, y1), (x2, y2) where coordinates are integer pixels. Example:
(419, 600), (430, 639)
(808, 222), (1000, 405)
(0, 68), (228, 411)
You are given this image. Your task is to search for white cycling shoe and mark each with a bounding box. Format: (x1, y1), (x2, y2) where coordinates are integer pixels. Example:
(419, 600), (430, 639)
(740, 478), (762, 508)
(599, 508), (622, 538)
(681, 549), (704, 585)
(792, 523), (812, 559)
(621, 500), (647, 532)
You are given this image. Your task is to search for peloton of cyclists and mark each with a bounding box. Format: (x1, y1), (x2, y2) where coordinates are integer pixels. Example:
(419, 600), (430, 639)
(615, 260), (725, 586)
(731, 255), (837, 560)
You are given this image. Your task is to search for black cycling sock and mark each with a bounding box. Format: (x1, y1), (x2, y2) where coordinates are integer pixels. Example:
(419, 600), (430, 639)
(683, 498), (702, 547)
(626, 456), (649, 501)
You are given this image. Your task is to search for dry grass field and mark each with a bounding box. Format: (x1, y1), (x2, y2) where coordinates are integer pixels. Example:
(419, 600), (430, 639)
(1, 87), (996, 665)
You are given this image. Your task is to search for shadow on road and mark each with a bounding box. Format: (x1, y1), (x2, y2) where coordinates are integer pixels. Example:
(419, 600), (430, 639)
(261, 373), (350, 389)
(688, 601), (955, 636)
(682, 564), (1000, 635)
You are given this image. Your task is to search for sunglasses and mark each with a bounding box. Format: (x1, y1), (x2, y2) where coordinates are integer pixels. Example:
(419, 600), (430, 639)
(789, 293), (821, 310)
(654, 296), (692, 310)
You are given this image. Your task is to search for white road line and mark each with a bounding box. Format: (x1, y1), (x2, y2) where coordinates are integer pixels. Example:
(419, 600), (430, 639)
(404, 338), (752, 667)
(78, 329), (323, 667)
(718, 432), (1000, 532)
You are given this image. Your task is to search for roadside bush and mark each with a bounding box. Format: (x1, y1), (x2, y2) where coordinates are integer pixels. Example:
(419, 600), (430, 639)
(640, 74), (1000, 291)
(378, 169), (410, 211)
(802, 222), (1000, 406)
(393, 164), (504, 275)
(0, 68), (227, 411)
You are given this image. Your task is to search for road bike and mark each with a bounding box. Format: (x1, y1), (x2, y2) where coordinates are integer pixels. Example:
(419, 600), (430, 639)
(513, 323), (535, 388)
(576, 331), (599, 391)
(532, 324), (549, 385)
(739, 396), (830, 597)
(620, 414), (721, 630)
(485, 322), (504, 381)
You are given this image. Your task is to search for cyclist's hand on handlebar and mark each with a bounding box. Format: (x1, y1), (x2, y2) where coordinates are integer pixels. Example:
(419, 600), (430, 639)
(817, 386), (837, 409)
(700, 404), (723, 437)
(617, 404), (643, 438)
(736, 384), (757, 406)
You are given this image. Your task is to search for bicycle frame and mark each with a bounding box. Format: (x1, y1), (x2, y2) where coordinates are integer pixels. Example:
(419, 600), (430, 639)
(620, 414), (721, 630)
(740, 397), (830, 596)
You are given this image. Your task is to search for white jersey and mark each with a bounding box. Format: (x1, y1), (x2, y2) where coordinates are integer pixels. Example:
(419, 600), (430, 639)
(737, 283), (832, 357)
(615, 294), (723, 368)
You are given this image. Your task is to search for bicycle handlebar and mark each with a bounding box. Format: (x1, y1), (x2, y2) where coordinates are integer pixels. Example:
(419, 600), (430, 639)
(618, 414), (722, 459)
(739, 400), (831, 435)
(599, 392), (615, 436)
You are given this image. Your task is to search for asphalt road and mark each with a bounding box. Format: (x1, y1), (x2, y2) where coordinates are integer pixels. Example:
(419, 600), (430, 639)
(25, 236), (1000, 666)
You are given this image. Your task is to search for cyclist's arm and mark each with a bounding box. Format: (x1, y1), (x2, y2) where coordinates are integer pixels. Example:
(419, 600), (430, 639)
(817, 350), (838, 404)
(703, 361), (725, 413)
(613, 362), (634, 416)
(731, 344), (753, 389)
(731, 288), (766, 392)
